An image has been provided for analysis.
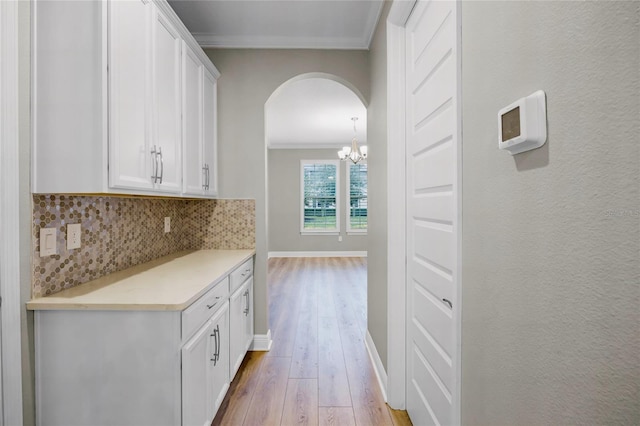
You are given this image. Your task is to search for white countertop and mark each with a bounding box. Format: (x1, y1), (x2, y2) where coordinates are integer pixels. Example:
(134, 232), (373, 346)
(27, 249), (255, 311)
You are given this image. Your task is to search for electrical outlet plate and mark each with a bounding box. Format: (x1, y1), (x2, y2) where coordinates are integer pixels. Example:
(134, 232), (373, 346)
(67, 223), (81, 250)
(164, 217), (171, 233)
(40, 227), (57, 257)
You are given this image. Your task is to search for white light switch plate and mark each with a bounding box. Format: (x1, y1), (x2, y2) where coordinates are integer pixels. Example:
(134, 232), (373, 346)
(67, 223), (81, 250)
(164, 217), (171, 233)
(40, 227), (57, 257)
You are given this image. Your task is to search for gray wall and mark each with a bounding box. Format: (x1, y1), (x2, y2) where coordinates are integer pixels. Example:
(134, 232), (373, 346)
(205, 49), (370, 335)
(367, 1), (391, 369)
(461, 1), (640, 424)
(268, 149), (367, 253)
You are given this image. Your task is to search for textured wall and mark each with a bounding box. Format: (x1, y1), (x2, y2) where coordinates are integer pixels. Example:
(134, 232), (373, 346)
(268, 148), (367, 253)
(461, 1), (640, 424)
(32, 195), (255, 297)
(205, 48), (370, 335)
(367, 0), (391, 369)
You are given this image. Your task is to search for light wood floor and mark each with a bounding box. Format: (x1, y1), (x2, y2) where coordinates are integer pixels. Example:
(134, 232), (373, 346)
(212, 257), (412, 426)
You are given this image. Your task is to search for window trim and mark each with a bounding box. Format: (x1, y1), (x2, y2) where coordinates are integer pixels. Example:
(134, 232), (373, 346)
(300, 159), (341, 234)
(346, 160), (368, 235)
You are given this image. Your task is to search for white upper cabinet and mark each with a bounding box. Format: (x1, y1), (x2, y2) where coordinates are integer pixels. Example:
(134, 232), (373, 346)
(182, 43), (219, 197)
(202, 69), (219, 196)
(109, 0), (153, 191)
(182, 42), (204, 195)
(152, 8), (182, 193)
(33, 0), (220, 198)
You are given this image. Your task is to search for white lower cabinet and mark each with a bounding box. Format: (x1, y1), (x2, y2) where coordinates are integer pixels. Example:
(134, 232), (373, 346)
(209, 304), (230, 415)
(182, 302), (229, 426)
(230, 278), (254, 379)
(33, 256), (254, 426)
(182, 317), (213, 426)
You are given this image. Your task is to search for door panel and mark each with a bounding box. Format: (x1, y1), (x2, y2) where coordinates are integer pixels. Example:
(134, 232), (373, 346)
(182, 42), (204, 195)
(202, 69), (218, 196)
(406, 0), (460, 424)
(181, 319), (212, 426)
(152, 8), (182, 193)
(229, 284), (245, 379)
(108, 0), (153, 190)
(412, 139), (454, 191)
(413, 221), (454, 273)
(209, 302), (230, 418)
(243, 278), (254, 351)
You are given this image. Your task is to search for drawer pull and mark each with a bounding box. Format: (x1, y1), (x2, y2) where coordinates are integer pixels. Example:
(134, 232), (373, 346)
(206, 296), (221, 309)
(243, 290), (250, 315)
(210, 325), (220, 364)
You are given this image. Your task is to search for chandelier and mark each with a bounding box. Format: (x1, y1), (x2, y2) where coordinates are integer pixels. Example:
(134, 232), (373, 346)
(338, 117), (367, 164)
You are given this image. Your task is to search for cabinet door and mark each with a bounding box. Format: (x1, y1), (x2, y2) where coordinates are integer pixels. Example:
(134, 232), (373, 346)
(229, 284), (245, 379)
(182, 42), (204, 195)
(152, 7), (182, 193)
(244, 277), (254, 352)
(202, 69), (218, 196)
(109, 0), (154, 191)
(209, 302), (230, 419)
(182, 318), (212, 426)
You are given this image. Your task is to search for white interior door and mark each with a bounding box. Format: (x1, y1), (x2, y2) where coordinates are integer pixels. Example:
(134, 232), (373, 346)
(405, 0), (461, 424)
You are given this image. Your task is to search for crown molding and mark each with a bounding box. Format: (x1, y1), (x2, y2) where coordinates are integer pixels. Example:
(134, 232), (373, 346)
(194, 33), (371, 50)
(364, 0), (385, 49)
(268, 142), (348, 150)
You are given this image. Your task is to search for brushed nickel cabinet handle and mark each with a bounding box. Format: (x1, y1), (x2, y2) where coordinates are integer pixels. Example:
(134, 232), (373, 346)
(243, 290), (250, 315)
(215, 324), (220, 363)
(202, 164), (207, 190)
(150, 146), (158, 182)
(210, 328), (218, 364)
(157, 146), (164, 184)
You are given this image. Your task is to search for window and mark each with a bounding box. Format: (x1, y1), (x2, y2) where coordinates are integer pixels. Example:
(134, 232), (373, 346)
(301, 160), (340, 233)
(347, 162), (367, 233)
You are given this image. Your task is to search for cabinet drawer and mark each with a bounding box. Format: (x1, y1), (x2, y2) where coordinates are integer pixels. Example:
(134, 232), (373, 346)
(230, 258), (253, 293)
(182, 277), (229, 340)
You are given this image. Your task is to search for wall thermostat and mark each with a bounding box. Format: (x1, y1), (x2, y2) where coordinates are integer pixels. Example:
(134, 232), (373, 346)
(498, 90), (547, 155)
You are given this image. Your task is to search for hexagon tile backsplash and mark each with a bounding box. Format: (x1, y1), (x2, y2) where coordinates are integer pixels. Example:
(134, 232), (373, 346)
(32, 195), (255, 298)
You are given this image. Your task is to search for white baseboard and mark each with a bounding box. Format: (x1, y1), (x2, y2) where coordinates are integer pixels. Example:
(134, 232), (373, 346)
(268, 251), (367, 258)
(365, 330), (388, 402)
(250, 329), (272, 351)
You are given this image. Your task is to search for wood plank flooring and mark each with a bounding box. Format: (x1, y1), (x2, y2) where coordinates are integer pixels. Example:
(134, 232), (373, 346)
(212, 257), (412, 426)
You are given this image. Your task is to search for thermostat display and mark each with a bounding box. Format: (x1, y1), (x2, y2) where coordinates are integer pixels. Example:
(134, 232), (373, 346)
(501, 107), (521, 141)
(498, 90), (547, 155)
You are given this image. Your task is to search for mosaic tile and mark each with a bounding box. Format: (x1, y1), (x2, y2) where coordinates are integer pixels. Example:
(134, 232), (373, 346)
(32, 195), (255, 298)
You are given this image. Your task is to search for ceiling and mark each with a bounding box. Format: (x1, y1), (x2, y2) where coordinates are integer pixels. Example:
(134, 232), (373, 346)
(168, 1), (375, 149)
(168, 0), (384, 50)
(266, 78), (366, 149)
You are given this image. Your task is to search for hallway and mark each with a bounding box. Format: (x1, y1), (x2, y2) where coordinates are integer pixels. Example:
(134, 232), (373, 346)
(212, 257), (411, 425)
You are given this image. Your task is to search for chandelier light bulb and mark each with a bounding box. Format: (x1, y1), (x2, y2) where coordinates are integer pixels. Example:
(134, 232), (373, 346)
(338, 117), (367, 164)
